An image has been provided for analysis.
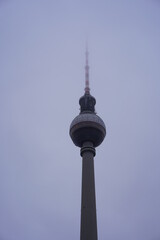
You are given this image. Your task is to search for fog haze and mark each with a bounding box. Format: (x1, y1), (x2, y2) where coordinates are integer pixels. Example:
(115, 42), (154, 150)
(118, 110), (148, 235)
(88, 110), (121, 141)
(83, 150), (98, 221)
(0, 0), (160, 239)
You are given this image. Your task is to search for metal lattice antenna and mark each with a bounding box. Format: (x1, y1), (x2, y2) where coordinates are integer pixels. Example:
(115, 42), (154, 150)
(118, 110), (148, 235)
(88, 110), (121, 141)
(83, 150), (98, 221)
(85, 44), (90, 94)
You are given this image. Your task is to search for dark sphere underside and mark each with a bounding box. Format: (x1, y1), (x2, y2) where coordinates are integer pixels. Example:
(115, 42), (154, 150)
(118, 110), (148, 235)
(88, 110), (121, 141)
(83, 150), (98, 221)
(70, 113), (106, 148)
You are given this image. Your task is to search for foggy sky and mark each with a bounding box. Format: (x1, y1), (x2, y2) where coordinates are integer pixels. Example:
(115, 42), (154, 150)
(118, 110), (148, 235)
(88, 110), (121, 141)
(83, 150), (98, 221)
(0, 0), (160, 239)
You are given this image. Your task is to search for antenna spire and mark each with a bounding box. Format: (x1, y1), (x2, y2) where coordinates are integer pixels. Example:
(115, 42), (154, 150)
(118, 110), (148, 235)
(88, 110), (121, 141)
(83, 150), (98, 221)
(85, 44), (90, 94)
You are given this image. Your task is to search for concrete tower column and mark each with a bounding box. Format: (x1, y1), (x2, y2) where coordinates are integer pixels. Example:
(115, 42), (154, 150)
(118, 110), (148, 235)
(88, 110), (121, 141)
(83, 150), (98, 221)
(80, 141), (97, 240)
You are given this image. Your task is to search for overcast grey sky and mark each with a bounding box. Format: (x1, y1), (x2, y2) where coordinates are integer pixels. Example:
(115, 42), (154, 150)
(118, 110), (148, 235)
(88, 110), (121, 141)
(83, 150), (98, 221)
(0, 0), (160, 239)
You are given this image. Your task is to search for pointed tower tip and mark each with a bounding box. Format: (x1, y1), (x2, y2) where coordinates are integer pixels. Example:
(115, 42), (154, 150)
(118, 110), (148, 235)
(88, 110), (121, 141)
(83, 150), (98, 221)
(85, 44), (90, 94)
(85, 41), (88, 53)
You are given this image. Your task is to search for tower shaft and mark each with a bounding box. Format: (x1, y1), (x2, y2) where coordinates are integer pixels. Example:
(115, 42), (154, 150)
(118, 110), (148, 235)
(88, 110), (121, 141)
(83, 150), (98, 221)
(80, 142), (98, 240)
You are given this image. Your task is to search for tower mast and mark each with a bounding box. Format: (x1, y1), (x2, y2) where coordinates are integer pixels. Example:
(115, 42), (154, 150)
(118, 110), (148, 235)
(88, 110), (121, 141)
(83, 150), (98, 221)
(85, 45), (90, 94)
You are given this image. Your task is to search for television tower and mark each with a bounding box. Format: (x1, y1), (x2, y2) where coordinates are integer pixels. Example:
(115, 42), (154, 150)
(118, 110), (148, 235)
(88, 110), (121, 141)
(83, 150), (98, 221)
(69, 48), (106, 240)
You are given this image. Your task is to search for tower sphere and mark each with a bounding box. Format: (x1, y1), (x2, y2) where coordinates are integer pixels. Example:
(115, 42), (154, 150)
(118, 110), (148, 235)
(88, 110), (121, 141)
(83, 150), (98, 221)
(70, 93), (106, 148)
